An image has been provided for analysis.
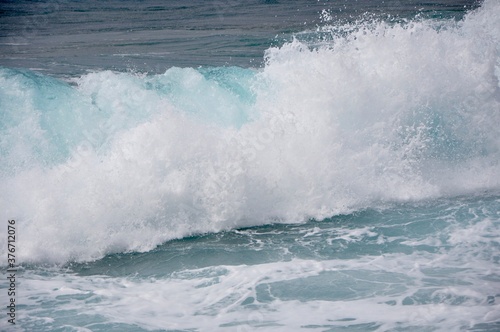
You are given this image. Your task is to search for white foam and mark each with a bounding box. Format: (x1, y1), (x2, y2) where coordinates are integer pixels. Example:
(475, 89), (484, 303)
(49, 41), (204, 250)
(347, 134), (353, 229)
(16, 250), (499, 331)
(0, 0), (499, 264)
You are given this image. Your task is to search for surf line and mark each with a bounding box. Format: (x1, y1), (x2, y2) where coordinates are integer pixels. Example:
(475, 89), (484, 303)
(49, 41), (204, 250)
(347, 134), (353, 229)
(6, 219), (17, 325)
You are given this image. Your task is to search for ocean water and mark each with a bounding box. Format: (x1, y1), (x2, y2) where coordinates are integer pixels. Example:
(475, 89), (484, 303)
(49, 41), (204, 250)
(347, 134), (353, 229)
(0, 0), (499, 331)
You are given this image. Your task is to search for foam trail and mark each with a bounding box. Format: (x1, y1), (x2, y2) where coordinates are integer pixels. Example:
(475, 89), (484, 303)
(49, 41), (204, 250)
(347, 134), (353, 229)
(0, 0), (499, 264)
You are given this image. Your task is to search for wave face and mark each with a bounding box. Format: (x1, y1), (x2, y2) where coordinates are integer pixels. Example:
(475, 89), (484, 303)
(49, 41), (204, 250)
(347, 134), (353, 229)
(0, 0), (499, 264)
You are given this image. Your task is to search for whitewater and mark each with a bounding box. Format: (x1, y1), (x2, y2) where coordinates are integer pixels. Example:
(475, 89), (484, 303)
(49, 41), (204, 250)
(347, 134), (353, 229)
(0, 0), (499, 330)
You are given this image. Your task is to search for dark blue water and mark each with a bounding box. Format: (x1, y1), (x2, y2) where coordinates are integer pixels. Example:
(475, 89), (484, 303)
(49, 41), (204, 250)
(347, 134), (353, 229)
(0, 0), (499, 331)
(0, 0), (478, 76)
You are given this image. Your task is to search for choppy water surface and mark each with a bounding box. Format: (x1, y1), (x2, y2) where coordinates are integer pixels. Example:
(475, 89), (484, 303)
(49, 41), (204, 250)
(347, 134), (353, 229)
(0, 0), (499, 331)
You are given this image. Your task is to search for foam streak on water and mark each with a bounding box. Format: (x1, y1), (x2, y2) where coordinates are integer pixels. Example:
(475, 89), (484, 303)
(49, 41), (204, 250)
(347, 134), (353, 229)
(7, 194), (500, 331)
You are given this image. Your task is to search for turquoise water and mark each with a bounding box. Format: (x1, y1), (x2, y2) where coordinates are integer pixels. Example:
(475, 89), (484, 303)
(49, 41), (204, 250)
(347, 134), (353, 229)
(14, 195), (500, 331)
(1, 0), (499, 331)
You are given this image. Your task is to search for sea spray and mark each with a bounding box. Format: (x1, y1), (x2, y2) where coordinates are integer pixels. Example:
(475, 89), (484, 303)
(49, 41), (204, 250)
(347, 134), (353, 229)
(0, 0), (499, 265)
